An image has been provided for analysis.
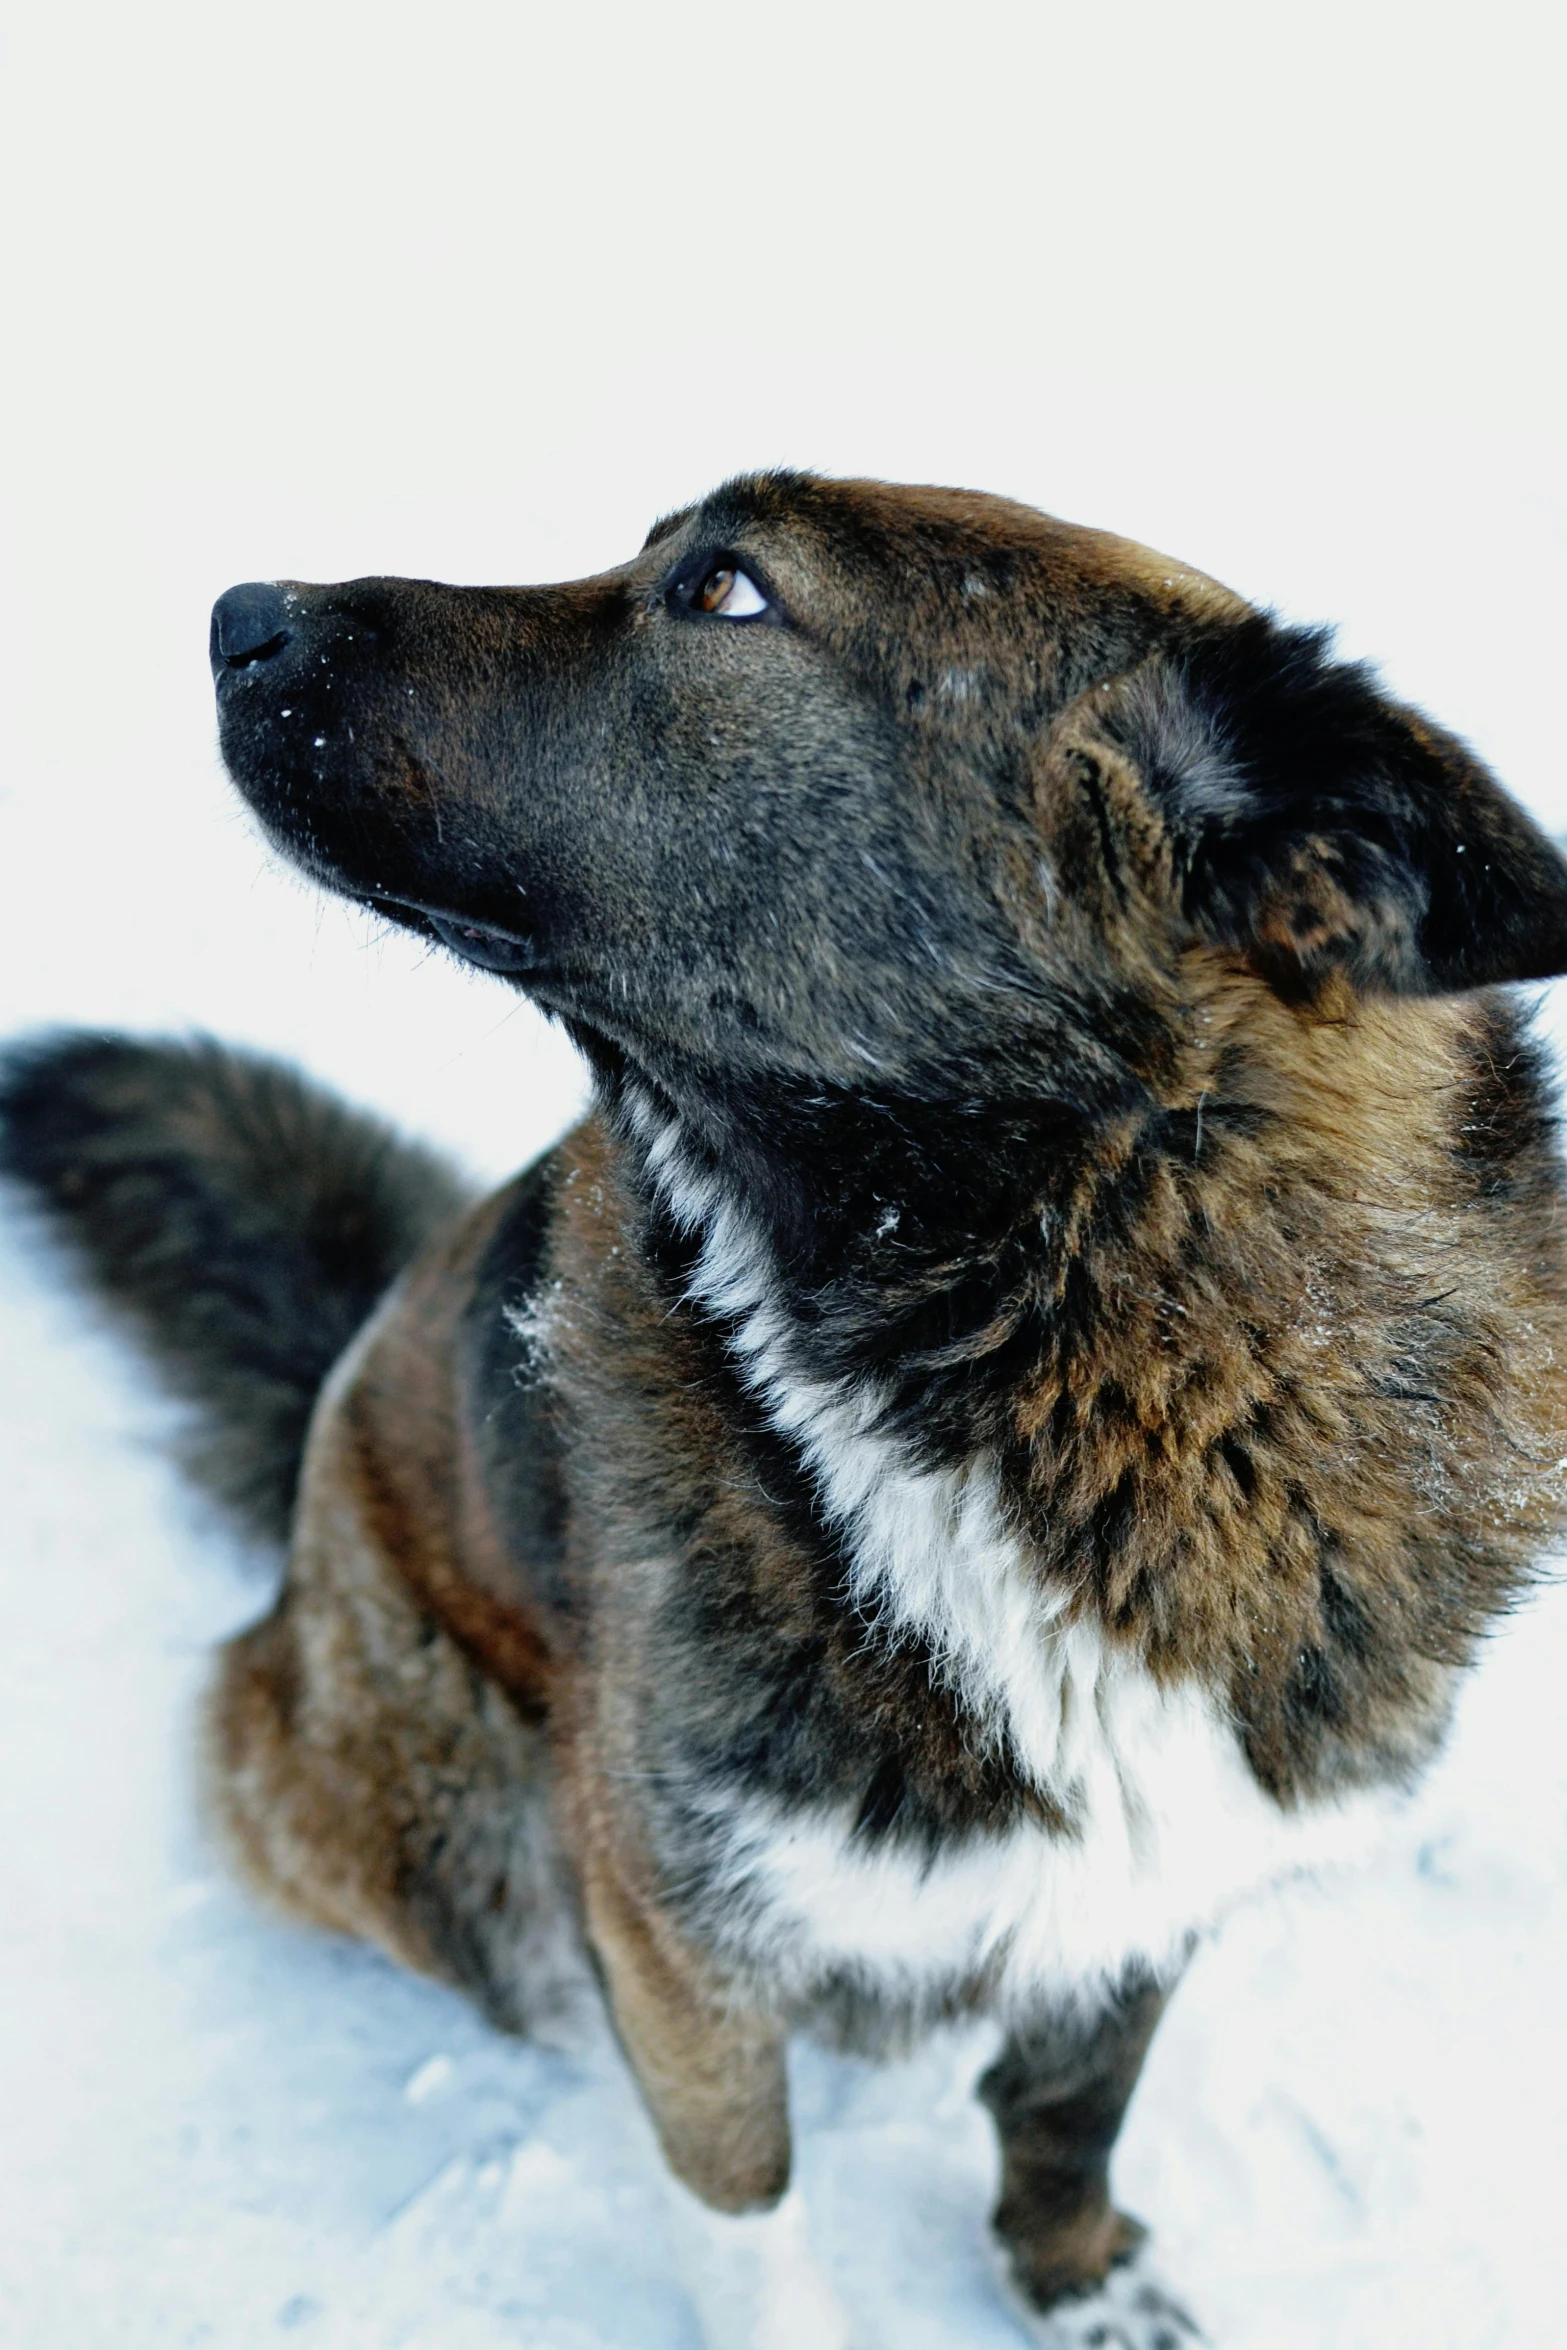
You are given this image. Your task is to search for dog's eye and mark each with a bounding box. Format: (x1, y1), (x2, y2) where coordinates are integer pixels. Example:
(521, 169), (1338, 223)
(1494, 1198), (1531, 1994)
(693, 565), (768, 619)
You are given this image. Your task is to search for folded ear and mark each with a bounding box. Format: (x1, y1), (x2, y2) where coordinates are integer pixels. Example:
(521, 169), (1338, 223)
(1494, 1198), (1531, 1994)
(1109, 615), (1567, 998)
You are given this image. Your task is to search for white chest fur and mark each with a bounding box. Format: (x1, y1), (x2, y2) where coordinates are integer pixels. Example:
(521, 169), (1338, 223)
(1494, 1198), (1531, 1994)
(632, 1103), (1401, 2008)
(705, 1635), (1394, 2010)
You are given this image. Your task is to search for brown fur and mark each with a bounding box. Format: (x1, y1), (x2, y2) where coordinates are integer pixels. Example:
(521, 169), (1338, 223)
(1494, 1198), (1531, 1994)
(199, 477), (1567, 2311)
(1008, 959), (1567, 1793)
(204, 958), (1567, 2291)
(12, 473), (1567, 2329)
(210, 1274), (578, 2038)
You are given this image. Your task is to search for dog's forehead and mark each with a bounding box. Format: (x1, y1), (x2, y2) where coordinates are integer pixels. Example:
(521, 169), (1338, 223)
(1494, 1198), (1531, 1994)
(641, 470), (1244, 625)
(643, 470), (1073, 565)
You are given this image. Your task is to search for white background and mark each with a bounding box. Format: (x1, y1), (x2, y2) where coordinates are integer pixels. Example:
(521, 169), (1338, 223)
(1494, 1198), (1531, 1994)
(2, 5), (1565, 2344)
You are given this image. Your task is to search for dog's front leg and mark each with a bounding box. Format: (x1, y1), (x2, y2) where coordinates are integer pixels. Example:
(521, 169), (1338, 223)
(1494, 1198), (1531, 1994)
(580, 1835), (856, 2346)
(980, 1973), (1202, 2344)
(579, 1827), (790, 2209)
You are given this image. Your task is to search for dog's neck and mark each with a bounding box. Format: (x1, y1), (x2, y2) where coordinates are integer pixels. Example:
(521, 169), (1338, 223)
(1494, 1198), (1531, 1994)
(601, 987), (1552, 1811)
(616, 1068), (1172, 1481)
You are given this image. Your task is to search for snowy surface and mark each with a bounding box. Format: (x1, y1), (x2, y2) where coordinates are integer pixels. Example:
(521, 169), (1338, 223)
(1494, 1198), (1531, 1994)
(5, 9), (1567, 2341)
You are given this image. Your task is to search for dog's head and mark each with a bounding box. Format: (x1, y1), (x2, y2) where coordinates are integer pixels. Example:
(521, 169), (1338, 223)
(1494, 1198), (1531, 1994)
(212, 472), (1567, 1128)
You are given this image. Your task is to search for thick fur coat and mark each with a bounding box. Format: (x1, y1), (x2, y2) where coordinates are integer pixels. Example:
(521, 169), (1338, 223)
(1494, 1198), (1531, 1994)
(7, 473), (1567, 2345)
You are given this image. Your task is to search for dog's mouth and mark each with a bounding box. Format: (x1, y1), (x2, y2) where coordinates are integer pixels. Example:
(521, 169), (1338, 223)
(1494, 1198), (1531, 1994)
(374, 895), (540, 976)
(423, 912), (538, 975)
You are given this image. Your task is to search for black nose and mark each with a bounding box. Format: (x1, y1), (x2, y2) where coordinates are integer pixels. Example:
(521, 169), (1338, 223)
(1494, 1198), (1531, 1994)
(210, 582), (293, 672)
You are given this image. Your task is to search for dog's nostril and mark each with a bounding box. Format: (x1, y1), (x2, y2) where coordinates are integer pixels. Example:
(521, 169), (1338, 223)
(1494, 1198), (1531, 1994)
(211, 582), (293, 672)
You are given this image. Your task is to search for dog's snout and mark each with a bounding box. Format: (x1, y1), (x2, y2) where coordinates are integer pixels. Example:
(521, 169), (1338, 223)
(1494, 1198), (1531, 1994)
(210, 582), (293, 673)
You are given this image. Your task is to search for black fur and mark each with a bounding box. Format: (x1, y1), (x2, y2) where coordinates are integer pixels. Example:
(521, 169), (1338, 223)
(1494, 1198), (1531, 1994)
(1120, 615), (1567, 997)
(0, 1033), (470, 1542)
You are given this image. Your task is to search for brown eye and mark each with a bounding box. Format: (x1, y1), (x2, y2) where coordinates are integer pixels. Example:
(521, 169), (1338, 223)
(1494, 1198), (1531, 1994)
(690, 564), (768, 619)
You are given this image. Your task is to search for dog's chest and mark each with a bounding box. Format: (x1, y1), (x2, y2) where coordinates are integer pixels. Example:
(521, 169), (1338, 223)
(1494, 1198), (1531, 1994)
(706, 1598), (1394, 2006)
(636, 1117), (1402, 2002)
(711, 1351), (1396, 2002)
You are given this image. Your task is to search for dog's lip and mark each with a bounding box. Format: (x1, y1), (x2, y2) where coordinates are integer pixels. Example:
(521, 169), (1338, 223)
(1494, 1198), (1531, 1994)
(376, 893), (539, 976)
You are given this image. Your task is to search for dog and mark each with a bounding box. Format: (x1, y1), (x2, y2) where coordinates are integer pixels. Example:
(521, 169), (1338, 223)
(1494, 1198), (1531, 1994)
(7, 471), (1567, 2346)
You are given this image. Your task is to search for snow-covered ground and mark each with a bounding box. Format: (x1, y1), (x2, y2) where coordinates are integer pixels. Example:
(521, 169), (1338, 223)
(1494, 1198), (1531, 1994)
(5, 10), (1567, 2343)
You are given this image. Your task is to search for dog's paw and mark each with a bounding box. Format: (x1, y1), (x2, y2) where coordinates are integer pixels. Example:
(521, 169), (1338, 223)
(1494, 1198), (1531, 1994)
(1011, 2250), (1206, 2350)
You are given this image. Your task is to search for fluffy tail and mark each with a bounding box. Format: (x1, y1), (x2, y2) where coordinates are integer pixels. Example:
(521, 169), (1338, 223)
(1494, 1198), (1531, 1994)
(0, 1032), (472, 1545)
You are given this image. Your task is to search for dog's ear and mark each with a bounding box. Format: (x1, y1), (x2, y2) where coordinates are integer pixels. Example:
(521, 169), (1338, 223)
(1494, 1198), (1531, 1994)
(1109, 616), (1567, 998)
